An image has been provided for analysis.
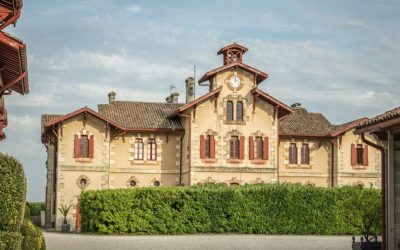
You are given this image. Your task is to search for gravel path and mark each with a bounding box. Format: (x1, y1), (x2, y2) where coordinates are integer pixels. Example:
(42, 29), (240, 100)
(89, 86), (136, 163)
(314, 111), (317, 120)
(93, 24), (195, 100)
(44, 232), (353, 250)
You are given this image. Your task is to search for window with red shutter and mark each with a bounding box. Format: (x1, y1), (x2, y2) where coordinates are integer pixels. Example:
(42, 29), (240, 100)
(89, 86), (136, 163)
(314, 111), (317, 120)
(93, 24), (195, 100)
(79, 135), (90, 158)
(263, 137), (269, 160)
(351, 144), (357, 166)
(209, 135), (215, 159)
(239, 136), (245, 159)
(254, 137), (263, 159)
(200, 135), (205, 159)
(363, 145), (368, 166)
(249, 136), (254, 160)
(88, 135), (94, 158)
(230, 136), (239, 159)
(356, 144), (363, 165)
(74, 135), (80, 158)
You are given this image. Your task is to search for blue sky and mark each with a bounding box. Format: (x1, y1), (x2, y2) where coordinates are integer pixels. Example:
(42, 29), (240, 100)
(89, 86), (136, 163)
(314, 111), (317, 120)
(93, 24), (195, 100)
(0, 0), (399, 201)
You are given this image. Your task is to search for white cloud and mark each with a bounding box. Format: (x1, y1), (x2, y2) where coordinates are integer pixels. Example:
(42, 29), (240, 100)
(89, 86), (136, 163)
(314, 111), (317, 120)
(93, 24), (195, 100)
(125, 4), (142, 13)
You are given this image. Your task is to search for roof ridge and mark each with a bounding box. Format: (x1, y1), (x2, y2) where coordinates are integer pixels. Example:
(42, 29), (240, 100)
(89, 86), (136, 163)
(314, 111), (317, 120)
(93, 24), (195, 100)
(99, 101), (185, 105)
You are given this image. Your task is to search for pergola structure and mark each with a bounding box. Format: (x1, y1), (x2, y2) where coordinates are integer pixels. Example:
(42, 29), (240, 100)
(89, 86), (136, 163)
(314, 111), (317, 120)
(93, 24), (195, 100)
(0, 0), (28, 140)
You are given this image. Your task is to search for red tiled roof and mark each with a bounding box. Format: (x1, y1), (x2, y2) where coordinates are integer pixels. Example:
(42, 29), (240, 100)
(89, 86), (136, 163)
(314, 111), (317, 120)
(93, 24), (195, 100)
(358, 106), (400, 129)
(217, 43), (248, 55)
(98, 101), (184, 131)
(168, 87), (222, 118)
(251, 87), (293, 117)
(0, 31), (28, 95)
(331, 117), (369, 137)
(279, 107), (334, 137)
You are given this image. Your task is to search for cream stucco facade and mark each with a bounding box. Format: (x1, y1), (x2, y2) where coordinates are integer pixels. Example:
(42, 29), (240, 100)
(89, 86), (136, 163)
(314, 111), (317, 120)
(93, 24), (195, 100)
(42, 43), (382, 231)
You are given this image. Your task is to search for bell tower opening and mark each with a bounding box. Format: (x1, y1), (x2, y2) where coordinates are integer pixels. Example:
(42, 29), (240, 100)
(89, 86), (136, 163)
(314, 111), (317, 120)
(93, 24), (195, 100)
(217, 43), (248, 65)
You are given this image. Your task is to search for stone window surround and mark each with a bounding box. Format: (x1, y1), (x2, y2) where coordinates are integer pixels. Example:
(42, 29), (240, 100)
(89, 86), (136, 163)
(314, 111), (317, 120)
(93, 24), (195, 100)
(74, 130), (94, 163)
(250, 131), (267, 164)
(126, 176), (140, 187)
(129, 133), (162, 165)
(350, 138), (368, 170)
(225, 130), (243, 163)
(201, 129), (218, 163)
(76, 174), (90, 190)
(222, 95), (247, 125)
(284, 138), (314, 169)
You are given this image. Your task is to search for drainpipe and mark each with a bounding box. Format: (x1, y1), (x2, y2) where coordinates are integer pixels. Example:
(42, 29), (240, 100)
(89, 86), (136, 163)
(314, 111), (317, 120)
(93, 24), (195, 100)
(179, 130), (185, 185)
(329, 139), (337, 187)
(360, 133), (386, 250)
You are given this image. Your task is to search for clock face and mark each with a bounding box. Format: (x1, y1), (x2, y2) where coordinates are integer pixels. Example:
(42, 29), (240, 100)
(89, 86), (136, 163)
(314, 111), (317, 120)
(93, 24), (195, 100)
(229, 76), (241, 88)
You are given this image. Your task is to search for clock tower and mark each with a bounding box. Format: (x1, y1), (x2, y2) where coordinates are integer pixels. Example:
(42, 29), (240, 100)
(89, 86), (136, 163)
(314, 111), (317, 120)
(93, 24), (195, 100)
(217, 43), (248, 65)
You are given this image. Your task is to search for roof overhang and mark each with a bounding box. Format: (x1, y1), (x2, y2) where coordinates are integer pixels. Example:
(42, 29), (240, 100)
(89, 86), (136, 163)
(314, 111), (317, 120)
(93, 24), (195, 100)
(168, 87), (222, 118)
(331, 117), (369, 137)
(0, 31), (28, 95)
(279, 134), (333, 138)
(198, 62), (268, 85)
(357, 116), (400, 134)
(0, 0), (22, 30)
(251, 87), (293, 118)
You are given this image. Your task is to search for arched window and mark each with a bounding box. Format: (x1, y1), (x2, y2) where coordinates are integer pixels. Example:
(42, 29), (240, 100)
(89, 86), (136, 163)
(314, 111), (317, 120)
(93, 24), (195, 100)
(289, 143), (297, 164)
(301, 143), (310, 165)
(236, 101), (243, 121)
(227, 101), (233, 121)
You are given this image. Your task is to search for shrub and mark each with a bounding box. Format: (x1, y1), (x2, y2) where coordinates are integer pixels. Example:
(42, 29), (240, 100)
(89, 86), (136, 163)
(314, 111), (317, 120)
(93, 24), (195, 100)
(0, 153), (26, 231)
(27, 203), (45, 217)
(0, 231), (22, 250)
(80, 184), (381, 235)
(0, 153), (26, 249)
(24, 204), (31, 220)
(20, 220), (46, 250)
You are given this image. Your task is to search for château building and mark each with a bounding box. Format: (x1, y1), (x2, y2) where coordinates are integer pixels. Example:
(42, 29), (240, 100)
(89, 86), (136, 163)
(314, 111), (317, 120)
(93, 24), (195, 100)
(41, 43), (381, 231)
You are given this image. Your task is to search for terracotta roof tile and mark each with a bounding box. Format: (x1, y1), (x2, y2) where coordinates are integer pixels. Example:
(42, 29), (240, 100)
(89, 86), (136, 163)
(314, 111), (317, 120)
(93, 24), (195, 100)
(41, 114), (63, 133)
(279, 107), (334, 137)
(98, 101), (184, 130)
(358, 106), (400, 129)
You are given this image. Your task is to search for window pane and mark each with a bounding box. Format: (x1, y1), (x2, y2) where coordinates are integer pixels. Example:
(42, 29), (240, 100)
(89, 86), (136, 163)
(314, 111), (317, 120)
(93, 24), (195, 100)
(236, 102), (243, 121)
(230, 136), (239, 159)
(79, 135), (89, 158)
(289, 143), (297, 164)
(356, 144), (363, 165)
(205, 135), (210, 158)
(227, 101), (233, 121)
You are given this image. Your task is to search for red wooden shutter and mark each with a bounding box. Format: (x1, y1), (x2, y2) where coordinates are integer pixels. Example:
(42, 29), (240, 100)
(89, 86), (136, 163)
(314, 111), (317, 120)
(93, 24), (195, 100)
(363, 145), (368, 166)
(88, 135), (94, 158)
(74, 135), (80, 158)
(200, 135), (205, 159)
(210, 135), (215, 159)
(249, 136), (254, 160)
(239, 136), (245, 159)
(263, 137), (269, 160)
(351, 144), (357, 166)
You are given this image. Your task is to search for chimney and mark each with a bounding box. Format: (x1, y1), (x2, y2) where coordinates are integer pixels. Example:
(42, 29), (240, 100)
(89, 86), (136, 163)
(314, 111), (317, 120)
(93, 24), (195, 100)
(185, 77), (195, 103)
(290, 102), (301, 108)
(166, 92), (179, 104)
(108, 91), (116, 103)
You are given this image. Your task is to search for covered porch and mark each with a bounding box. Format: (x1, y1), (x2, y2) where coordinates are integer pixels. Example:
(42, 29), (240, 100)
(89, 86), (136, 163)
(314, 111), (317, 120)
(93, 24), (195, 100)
(357, 107), (400, 250)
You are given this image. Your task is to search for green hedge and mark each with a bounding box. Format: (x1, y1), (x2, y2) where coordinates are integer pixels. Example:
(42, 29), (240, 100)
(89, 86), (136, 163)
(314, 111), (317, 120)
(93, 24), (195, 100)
(27, 202), (45, 217)
(0, 153), (26, 232)
(0, 231), (22, 250)
(20, 220), (45, 250)
(80, 184), (381, 235)
(0, 153), (26, 249)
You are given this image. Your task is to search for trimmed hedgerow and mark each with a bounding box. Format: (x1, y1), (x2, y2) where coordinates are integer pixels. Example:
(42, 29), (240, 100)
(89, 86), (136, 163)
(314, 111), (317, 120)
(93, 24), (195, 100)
(0, 231), (22, 250)
(27, 202), (45, 217)
(80, 184), (380, 235)
(20, 220), (46, 250)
